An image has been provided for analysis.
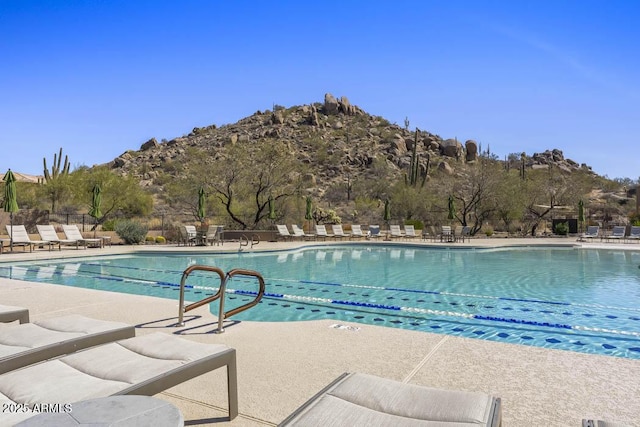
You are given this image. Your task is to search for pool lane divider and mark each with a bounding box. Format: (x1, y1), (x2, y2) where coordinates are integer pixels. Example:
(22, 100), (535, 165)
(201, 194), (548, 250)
(5, 264), (640, 337)
(44, 262), (638, 314)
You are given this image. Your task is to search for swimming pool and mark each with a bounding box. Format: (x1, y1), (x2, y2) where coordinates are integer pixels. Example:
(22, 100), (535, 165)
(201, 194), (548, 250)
(2, 245), (640, 359)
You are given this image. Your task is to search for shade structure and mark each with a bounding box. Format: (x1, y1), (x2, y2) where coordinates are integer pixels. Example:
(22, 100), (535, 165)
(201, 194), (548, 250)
(448, 195), (456, 221)
(3, 170), (19, 251)
(268, 196), (276, 220)
(383, 200), (391, 221)
(197, 187), (206, 222)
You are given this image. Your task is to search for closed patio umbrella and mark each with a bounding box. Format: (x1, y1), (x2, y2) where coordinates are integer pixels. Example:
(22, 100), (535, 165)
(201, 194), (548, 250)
(305, 196), (313, 231)
(197, 187), (206, 223)
(578, 200), (585, 232)
(383, 200), (391, 222)
(447, 195), (456, 221)
(88, 184), (102, 238)
(3, 169), (18, 251)
(268, 196), (276, 220)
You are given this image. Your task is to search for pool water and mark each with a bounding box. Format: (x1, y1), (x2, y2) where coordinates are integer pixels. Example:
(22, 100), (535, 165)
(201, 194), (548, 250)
(2, 245), (640, 359)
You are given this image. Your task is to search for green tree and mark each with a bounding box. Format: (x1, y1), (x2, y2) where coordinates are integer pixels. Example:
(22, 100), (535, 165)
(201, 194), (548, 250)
(68, 166), (153, 226)
(185, 140), (302, 229)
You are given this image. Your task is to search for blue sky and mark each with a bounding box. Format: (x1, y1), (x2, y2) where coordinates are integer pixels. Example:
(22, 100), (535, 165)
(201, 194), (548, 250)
(1, 0), (638, 180)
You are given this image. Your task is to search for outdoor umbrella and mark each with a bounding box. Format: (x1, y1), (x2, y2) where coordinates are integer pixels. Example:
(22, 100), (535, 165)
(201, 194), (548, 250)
(197, 187), (206, 223)
(383, 199), (391, 224)
(88, 184), (102, 238)
(305, 196), (313, 231)
(447, 195), (456, 221)
(268, 195), (276, 220)
(3, 169), (18, 251)
(578, 200), (585, 233)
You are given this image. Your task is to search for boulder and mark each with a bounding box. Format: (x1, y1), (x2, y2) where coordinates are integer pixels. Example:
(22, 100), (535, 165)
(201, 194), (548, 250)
(465, 140), (478, 162)
(140, 138), (158, 151)
(438, 161), (454, 175)
(271, 111), (284, 125)
(339, 96), (355, 115)
(440, 139), (463, 159)
(324, 93), (339, 115)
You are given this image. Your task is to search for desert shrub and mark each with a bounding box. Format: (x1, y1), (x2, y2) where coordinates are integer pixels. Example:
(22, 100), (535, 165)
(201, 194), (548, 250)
(155, 236), (166, 244)
(145, 235), (155, 243)
(115, 220), (149, 244)
(554, 222), (569, 235)
(102, 219), (116, 231)
(484, 226), (494, 237)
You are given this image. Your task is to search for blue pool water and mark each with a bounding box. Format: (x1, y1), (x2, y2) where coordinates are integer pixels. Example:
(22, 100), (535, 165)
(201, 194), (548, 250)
(2, 245), (640, 359)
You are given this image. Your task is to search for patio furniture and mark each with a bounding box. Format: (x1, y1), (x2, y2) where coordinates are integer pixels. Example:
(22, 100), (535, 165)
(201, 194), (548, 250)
(36, 224), (81, 250)
(16, 395), (183, 427)
(0, 304), (29, 324)
(350, 224), (365, 239)
(582, 420), (631, 427)
(4, 225), (55, 252)
(605, 226), (626, 243)
(367, 225), (382, 239)
(459, 226), (472, 243)
(315, 224), (330, 240)
(440, 225), (454, 243)
(206, 224), (224, 245)
(389, 224), (404, 239)
(0, 314), (135, 375)
(277, 224), (293, 241)
(292, 224), (314, 240)
(331, 224), (350, 239)
(627, 226), (640, 243)
(579, 226), (600, 242)
(0, 332), (238, 425)
(404, 225), (418, 239)
(279, 372), (501, 427)
(61, 225), (103, 248)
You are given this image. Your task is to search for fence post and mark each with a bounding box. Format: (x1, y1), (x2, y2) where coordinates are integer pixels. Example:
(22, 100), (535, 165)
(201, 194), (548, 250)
(82, 214), (85, 232)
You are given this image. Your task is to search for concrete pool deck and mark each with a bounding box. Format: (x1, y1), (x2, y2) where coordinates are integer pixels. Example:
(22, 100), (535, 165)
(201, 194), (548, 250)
(1, 237), (639, 426)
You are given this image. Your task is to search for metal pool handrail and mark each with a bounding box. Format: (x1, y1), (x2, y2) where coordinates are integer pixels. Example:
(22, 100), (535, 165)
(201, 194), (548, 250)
(178, 265), (265, 333)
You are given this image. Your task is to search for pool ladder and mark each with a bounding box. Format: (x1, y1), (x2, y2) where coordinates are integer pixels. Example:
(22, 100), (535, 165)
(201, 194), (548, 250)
(177, 265), (265, 333)
(239, 233), (260, 251)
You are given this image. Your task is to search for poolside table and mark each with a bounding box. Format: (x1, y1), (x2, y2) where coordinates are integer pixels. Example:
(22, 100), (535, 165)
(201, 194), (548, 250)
(15, 395), (184, 426)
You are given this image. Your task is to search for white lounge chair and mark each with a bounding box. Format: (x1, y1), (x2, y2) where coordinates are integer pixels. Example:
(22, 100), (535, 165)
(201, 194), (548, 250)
(389, 224), (404, 239)
(0, 304), (29, 324)
(37, 224), (81, 250)
(606, 226), (626, 242)
(0, 314), (134, 375)
(280, 372), (501, 427)
(0, 332), (238, 425)
(332, 224), (350, 239)
(62, 224), (103, 248)
(276, 224), (293, 241)
(5, 225), (55, 252)
(315, 224), (330, 240)
(404, 225), (418, 239)
(291, 224), (313, 240)
(350, 225), (365, 239)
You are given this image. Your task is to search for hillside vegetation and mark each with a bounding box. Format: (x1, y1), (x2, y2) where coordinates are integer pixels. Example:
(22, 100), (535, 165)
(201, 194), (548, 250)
(5, 94), (638, 237)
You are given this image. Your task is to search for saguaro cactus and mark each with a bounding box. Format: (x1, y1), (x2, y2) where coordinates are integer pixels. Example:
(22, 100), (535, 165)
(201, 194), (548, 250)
(43, 147), (70, 183)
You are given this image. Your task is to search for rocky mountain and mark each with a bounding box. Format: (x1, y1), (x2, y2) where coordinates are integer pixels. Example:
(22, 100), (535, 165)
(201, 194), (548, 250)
(107, 93), (595, 197)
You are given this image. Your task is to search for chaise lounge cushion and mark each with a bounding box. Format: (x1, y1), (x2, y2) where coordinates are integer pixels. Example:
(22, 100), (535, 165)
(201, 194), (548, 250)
(0, 332), (237, 425)
(280, 372), (501, 426)
(0, 314), (134, 374)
